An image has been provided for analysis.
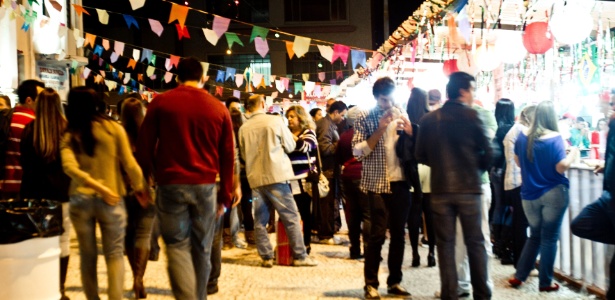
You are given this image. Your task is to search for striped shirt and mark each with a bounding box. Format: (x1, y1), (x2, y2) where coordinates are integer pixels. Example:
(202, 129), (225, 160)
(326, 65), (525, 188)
(288, 128), (317, 179)
(1, 106), (35, 193)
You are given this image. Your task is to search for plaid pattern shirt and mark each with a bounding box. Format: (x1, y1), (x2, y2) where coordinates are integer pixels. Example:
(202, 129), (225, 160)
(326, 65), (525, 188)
(352, 107), (395, 194)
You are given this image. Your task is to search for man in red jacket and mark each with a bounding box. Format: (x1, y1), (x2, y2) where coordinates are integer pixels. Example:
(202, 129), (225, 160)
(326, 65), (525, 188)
(137, 57), (235, 300)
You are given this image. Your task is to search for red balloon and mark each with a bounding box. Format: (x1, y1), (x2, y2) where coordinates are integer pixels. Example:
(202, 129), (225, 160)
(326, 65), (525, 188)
(443, 59), (459, 76)
(523, 22), (554, 54)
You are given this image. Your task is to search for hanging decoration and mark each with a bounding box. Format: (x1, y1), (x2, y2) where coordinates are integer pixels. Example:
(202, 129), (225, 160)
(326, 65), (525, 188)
(293, 36), (311, 58)
(550, 3), (593, 45)
(522, 22), (553, 54)
(168, 3), (188, 27)
(494, 31), (527, 64)
(148, 19), (164, 36)
(225, 33), (243, 49)
(443, 59), (459, 76)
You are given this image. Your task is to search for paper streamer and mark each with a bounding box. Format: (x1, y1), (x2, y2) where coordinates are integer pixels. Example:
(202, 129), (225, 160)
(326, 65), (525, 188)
(250, 26), (269, 43)
(225, 32), (244, 49)
(213, 16), (230, 37)
(123, 14), (139, 29)
(351, 50), (367, 68)
(293, 36), (311, 58)
(203, 28), (220, 46)
(332, 44), (350, 65)
(225, 67), (236, 81)
(317, 45), (333, 62)
(96, 9), (109, 25)
(254, 38), (269, 58)
(216, 70), (225, 82)
(168, 3), (188, 27)
(149, 19), (163, 37)
(286, 41), (295, 59)
(235, 74), (244, 87)
(318, 72), (325, 82)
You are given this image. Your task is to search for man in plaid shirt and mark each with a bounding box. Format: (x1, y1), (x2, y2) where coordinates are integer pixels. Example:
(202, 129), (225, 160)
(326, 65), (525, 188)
(352, 77), (413, 299)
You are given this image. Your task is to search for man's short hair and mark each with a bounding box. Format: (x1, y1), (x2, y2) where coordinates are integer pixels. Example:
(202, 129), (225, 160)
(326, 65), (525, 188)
(372, 77), (395, 98)
(328, 101), (348, 114)
(309, 108), (322, 118)
(225, 97), (240, 109)
(17, 79), (44, 104)
(428, 89), (442, 105)
(177, 57), (203, 82)
(246, 94), (263, 112)
(446, 72), (475, 100)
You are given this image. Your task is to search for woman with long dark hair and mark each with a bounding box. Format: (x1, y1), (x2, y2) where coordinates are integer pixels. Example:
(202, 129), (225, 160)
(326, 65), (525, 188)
(121, 96), (156, 299)
(403, 87), (436, 267)
(490, 98), (516, 263)
(61, 87), (149, 300)
(20, 88), (71, 300)
(509, 101), (579, 292)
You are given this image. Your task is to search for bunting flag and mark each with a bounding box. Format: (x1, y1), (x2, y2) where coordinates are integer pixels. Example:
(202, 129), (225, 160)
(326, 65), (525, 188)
(141, 49), (153, 63)
(351, 50), (367, 68)
(201, 62), (209, 75)
(281, 77), (290, 91)
(254, 38), (269, 58)
(94, 75), (104, 84)
(270, 75), (277, 85)
(105, 80), (117, 91)
(318, 72), (325, 82)
(98, 57), (104, 66)
(146, 65), (155, 77)
(203, 28), (220, 46)
(164, 72), (174, 83)
(318, 45), (334, 62)
(102, 39), (110, 50)
(252, 73), (263, 88)
(150, 54), (157, 65)
(170, 55), (180, 68)
(213, 16), (230, 37)
(225, 67), (236, 81)
(165, 58), (173, 71)
(304, 81), (315, 94)
(96, 9), (109, 25)
(72, 4), (89, 16)
(330, 79), (337, 85)
(286, 41), (295, 59)
(149, 19), (163, 37)
(204, 75), (210, 82)
(275, 80), (284, 92)
(258, 77), (266, 89)
(82, 67), (91, 79)
(110, 52), (119, 63)
(111, 41), (124, 56)
(216, 70), (225, 82)
(225, 33), (243, 49)
(73, 29), (85, 48)
(302, 74), (309, 82)
(133, 49), (141, 61)
(123, 73), (131, 84)
(84, 33), (96, 48)
(235, 74), (244, 87)
(293, 36), (311, 58)
(93, 45), (103, 56)
(332, 44), (350, 65)
(168, 3), (189, 27)
(271, 91), (278, 99)
(123, 14), (139, 29)
(294, 82), (304, 94)
(314, 84), (322, 97)
(250, 26), (269, 43)
(129, 0), (146, 10)
(215, 86), (223, 97)
(175, 24), (190, 40)
(233, 90), (241, 99)
(322, 85), (331, 96)
(127, 58), (137, 69)
(336, 70), (344, 79)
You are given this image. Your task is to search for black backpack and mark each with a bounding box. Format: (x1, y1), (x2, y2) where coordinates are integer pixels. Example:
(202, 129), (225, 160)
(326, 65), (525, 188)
(0, 109), (14, 179)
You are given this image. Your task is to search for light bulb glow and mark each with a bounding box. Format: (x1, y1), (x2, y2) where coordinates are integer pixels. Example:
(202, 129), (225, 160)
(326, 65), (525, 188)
(226, 49), (232, 55)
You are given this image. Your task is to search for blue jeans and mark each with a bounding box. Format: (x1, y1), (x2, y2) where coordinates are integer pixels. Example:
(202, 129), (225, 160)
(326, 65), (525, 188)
(252, 182), (307, 260)
(432, 193), (491, 300)
(515, 185), (569, 288)
(69, 194), (127, 300)
(125, 195), (156, 249)
(157, 184), (217, 300)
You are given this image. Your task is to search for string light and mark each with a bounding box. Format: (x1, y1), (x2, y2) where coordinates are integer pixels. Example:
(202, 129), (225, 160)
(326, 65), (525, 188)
(184, 1), (188, 5)
(226, 49), (232, 55)
(317, 62), (323, 68)
(275, 33), (280, 38)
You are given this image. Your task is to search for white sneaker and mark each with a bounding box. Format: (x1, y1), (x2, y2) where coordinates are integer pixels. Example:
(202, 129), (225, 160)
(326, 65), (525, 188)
(233, 237), (248, 249)
(292, 256), (318, 266)
(530, 269), (539, 277)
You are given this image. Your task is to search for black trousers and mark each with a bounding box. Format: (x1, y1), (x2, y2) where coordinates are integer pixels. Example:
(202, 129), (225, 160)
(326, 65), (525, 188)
(315, 176), (339, 239)
(508, 187), (528, 267)
(408, 192), (435, 254)
(364, 181), (411, 288)
(341, 178), (371, 256)
(224, 177), (254, 231)
(293, 191), (312, 249)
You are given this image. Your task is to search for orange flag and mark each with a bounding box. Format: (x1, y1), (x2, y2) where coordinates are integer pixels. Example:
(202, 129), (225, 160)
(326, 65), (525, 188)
(258, 77), (266, 89)
(169, 55), (180, 68)
(286, 41), (295, 59)
(84, 33), (96, 48)
(138, 74), (144, 82)
(168, 3), (189, 27)
(215, 86), (223, 97)
(127, 59), (137, 69)
(72, 4), (90, 16)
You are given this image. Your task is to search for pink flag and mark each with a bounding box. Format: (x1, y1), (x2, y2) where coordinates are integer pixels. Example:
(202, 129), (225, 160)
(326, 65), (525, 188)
(233, 90), (241, 98)
(275, 80), (285, 93)
(164, 72), (173, 83)
(252, 73), (263, 88)
(235, 74), (244, 87)
(149, 19), (164, 37)
(281, 77), (290, 91)
(255, 38), (269, 58)
(318, 72), (325, 82)
(332, 44), (350, 65)
(213, 16), (230, 38)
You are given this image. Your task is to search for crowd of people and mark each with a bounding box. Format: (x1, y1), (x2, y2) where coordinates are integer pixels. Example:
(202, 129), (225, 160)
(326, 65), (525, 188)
(1, 56), (614, 300)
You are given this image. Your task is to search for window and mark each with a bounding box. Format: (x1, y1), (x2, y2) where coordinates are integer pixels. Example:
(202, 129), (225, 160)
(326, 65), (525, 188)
(205, 0), (270, 23)
(207, 54), (270, 75)
(285, 0), (347, 22)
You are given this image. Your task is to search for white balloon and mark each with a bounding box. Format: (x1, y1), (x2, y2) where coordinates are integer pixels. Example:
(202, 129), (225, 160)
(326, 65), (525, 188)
(476, 45), (502, 71)
(456, 50), (478, 75)
(550, 5), (593, 45)
(495, 31), (527, 64)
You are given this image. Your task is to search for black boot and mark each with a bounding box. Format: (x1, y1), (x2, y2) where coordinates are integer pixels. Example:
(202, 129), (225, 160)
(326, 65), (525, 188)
(60, 256), (70, 300)
(133, 248), (149, 299)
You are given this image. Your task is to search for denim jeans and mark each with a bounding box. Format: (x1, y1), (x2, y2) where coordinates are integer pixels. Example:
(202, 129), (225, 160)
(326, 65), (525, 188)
(571, 190), (615, 299)
(69, 194), (127, 300)
(364, 181), (411, 288)
(456, 183), (494, 295)
(208, 213), (224, 289)
(432, 193), (491, 300)
(60, 203), (71, 258)
(515, 185), (569, 288)
(157, 184), (217, 300)
(341, 178), (371, 257)
(252, 182), (307, 260)
(125, 195), (156, 250)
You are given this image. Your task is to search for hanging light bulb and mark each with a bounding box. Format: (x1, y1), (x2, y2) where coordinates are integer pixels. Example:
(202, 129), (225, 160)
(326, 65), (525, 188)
(275, 33), (280, 38)
(318, 62), (323, 68)
(226, 49), (232, 55)
(184, 1), (189, 5)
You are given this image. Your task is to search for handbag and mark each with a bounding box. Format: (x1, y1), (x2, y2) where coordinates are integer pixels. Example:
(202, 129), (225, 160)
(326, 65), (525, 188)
(304, 147), (330, 198)
(0, 199), (63, 244)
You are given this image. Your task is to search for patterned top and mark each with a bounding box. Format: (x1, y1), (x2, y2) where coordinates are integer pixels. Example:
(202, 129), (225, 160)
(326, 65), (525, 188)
(1, 106), (35, 193)
(288, 128), (317, 178)
(503, 123), (525, 191)
(352, 107), (404, 194)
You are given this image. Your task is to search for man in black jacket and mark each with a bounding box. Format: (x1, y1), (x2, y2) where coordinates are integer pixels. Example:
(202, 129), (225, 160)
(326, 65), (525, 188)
(415, 72), (492, 300)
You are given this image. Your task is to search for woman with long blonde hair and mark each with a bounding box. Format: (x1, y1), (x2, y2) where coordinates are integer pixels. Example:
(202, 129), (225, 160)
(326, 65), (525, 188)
(20, 88), (71, 300)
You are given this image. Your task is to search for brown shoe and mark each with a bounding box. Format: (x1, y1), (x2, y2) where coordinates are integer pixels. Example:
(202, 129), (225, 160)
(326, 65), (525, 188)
(245, 230), (256, 245)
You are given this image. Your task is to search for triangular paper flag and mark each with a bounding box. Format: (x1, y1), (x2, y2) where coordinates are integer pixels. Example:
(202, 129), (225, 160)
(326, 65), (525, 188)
(203, 28), (220, 46)
(322, 85), (331, 96)
(271, 91), (278, 99)
(94, 75), (103, 84)
(318, 72), (325, 82)
(133, 49), (141, 61)
(72, 4), (89, 16)
(165, 58), (172, 71)
(150, 54), (157, 65)
(317, 45), (333, 62)
(332, 44), (350, 65)
(294, 82), (304, 94)
(215, 86), (223, 97)
(302, 74), (309, 82)
(93, 45), (103, 56)
(123, 73), (131, 84)
(168, 3), (188, 27)
(275, 80), (285, 93)
(233, 90), (241, 99)
(250, 26), (269, 43)
(175, 24), (190, 40)
(270, 75), (277, 85)
(149, 19), (163, 37)
(141, 49), (152, 63)
(225, 32), (243, 49)
(127, 59), (137, 69)
(281, 77), (289, 90)
(102, 39), (110, 50)
(225, 68), (236, 81)
(84, 33), (96, 48)
(123, 15), (139, 29)
(330, 79), (337, 85)
(258, 77), (266, 89)
(293, 36), (311, 58)
(110, 52), (119, 63)
(213, 16), (230, 38)
(304, 81), (315, 94)
(204, 75), (210, 82)
(255, 38), (269, 58)
(216, 70), (225, 82)
(252, 73), (263, 87)
(314, 84), (322, 97)
(286, 41), (295, 59)
(129, 0), (146, 10)
(98, 58), (104, 66)
(235, 74), (244, 87)
(146, 66), (155, 77)
(96, 9), (109, 25)
(114, 41), (124, 55)
(170, 55), (180, 68)
(351, 50), (367, 68)
(201, 62), (209, 75)
(58, 25), (68, 38)
(105, 80), (117, 91)
(73, 30), (85, 48)
(336, 70), (343, 79)
(164, 72), (173, 83)
(82, 67), (91, 79)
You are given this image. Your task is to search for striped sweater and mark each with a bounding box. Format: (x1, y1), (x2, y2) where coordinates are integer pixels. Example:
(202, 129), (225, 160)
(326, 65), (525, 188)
(288, 128), (317, 178)
(1, 106), (35, 194)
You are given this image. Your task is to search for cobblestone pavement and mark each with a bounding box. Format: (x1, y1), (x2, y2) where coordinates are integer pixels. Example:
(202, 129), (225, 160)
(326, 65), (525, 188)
(65, 228), (594, 300)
